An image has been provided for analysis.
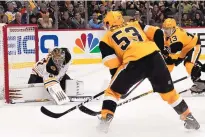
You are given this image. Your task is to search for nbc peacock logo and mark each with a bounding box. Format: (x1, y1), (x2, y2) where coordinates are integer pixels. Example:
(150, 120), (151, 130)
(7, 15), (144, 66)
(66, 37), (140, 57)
(73, 33), (100, 54)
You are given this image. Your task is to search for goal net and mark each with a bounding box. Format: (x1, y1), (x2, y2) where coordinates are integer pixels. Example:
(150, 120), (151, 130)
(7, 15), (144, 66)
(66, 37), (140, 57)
(0, 24), (38, 103)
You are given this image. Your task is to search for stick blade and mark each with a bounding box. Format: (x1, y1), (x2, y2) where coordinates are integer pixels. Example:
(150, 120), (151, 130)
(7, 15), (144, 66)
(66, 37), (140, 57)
(40, 106), (64, 118)
(78, 105), (100, 116)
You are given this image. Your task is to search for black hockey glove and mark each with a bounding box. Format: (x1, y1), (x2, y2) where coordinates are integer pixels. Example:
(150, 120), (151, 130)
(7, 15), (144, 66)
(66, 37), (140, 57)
(191, 61), (202, 82)
(202, 64), (205, 72)
(174, 58), (184, 66)
(164, 56), (175, 65)
(197, 61), (205, 72)
(161, 46), (171, 56)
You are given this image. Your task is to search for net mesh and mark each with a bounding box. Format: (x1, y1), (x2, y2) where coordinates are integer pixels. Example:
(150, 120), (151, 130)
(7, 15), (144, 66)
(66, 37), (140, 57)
(0, 24), (38, 103)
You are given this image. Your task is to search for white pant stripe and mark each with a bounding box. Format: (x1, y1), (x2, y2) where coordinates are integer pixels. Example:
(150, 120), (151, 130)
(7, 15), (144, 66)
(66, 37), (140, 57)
(170, 97), (183, 108)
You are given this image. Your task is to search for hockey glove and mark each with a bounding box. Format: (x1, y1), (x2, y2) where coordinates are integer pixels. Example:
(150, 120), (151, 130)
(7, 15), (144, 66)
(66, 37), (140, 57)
(174, 58), (184, 66)
(191, 62), (202, 82)
(161, 46), (171, 56)
(164, 56), (175, 65)
(198, 61), (205, 72)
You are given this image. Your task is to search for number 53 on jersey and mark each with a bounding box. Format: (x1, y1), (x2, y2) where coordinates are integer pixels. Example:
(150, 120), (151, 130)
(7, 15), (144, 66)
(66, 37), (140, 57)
(112, 27), (143, 50)
(100, 23), (160, 66)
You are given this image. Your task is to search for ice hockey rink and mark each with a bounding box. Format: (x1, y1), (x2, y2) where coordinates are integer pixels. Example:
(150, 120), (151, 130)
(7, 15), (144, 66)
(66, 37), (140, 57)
(0, 63), (205, 137)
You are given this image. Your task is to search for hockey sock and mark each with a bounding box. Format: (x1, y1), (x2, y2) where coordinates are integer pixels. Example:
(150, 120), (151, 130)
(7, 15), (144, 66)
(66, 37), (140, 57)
(160, 89), (190, 118)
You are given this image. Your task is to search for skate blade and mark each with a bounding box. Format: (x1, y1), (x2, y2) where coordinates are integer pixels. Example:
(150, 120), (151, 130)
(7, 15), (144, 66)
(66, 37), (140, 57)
(191, 92), (205, 97)
(184, 123), (200, 130)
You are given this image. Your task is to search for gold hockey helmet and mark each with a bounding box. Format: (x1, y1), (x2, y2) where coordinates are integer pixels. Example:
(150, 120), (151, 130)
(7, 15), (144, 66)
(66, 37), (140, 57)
(103, 11), (124, 28)
(162, 18), (177, 29)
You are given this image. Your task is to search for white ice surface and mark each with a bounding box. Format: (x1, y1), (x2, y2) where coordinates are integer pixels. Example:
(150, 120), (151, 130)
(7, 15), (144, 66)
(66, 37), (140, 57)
(0, 63), (205, 137)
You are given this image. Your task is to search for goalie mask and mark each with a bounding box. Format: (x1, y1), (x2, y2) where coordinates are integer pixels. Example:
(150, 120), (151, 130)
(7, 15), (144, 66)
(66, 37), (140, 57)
(51, 48), (65, 69)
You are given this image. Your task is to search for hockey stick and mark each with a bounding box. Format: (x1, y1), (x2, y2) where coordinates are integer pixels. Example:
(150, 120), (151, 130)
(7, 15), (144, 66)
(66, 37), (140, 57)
(40, 77), (144, 118)
(40, 76), (189, 118)
(40, 91), (104, 118)
(79, 76), (189, 116)
(79, 90), (153, 116)
(40, 77), (142, 118)
(9, 83), (44, 89)
(121, 78), (145, 99)
(121, 75), (189, 99)
(78, 87), (190, 116)
(179, 88), (190, 94)
(11, 99), (50, 104)
(11, 96), (94, 104)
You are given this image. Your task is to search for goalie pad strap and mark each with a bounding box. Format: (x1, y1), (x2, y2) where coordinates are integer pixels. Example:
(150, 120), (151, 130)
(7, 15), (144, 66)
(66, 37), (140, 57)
(44, 77), (58, 88)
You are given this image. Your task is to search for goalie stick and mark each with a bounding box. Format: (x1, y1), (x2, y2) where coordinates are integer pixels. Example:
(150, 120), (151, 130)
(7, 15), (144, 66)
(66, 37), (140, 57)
(11, 99), (50, 104)
(40, 76), (188, 118)
(79, 76), (189, 116)
(9, 83), (44, 89)
(10, 96), (93, 104)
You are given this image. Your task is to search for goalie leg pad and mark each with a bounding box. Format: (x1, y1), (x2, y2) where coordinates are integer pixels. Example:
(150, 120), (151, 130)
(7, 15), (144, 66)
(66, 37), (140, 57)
(47, 83), (70, 105)
(65, 80), (84, 96)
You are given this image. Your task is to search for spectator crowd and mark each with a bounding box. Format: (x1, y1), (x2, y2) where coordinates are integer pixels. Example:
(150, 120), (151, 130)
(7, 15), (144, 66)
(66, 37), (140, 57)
(0, 1), (205, 29)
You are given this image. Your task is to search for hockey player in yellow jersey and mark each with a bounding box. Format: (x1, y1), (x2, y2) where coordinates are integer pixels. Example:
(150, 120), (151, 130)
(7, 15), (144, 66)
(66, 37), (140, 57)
(162, 18), (204, 94)
(97, 11), (200, 133)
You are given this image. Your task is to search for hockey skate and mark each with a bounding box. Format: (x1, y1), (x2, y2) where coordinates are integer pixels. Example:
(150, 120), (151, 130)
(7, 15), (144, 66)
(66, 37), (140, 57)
(96, 113), (113, 133)
(181, 113), (200, 130)
(190, 79), (205, 95)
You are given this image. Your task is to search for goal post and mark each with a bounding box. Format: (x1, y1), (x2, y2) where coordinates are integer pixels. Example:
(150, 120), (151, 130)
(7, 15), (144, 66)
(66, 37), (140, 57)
(0, 24), (39, 103)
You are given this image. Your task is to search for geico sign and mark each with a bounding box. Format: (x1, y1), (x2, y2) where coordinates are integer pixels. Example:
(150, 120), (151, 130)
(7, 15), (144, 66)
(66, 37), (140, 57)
(40, 35), (58, 53)
(8, 35), (35, 55)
